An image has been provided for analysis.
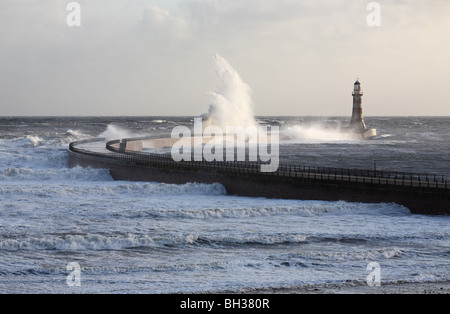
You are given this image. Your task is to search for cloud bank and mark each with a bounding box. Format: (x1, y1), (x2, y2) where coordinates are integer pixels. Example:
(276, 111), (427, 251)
(0, 0), (449, 116)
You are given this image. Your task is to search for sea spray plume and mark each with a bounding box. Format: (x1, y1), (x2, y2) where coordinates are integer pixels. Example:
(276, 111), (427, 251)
(281, 124), (359, 143)
(99, 125), (138, 141)
(202, 54), (258, 130)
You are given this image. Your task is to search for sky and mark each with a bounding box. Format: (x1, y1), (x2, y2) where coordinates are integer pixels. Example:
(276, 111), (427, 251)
(0, 0), (449, 117)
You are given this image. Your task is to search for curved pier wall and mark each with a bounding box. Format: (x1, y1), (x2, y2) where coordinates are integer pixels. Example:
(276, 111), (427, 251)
(69, 149), (450, 216)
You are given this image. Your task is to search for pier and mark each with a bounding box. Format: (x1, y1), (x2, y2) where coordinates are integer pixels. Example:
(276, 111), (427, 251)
(68, 137), (449, 216)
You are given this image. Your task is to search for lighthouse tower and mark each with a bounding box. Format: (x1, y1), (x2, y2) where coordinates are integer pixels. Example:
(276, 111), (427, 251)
(350, 79), (367, 132)
(349, 79), (377, 139)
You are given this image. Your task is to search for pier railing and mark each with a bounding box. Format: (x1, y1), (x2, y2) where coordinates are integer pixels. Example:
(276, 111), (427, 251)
(69, 138), (449, 190)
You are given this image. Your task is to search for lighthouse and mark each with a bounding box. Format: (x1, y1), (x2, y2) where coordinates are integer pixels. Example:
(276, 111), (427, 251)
(350, 80), (377, 139)
(350, 80), (367, 132)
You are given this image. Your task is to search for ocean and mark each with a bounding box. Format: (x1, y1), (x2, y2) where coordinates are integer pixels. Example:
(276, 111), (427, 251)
(0, 116), (449, 294)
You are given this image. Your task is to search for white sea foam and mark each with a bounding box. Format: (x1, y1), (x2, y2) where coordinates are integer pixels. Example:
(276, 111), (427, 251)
(0, 233), (206, 251)
(83, 182), (226, 197)
(281, 125), (359, 143)
(0, 166), (112, 182)
(0, 136), (45, 148)
(118, 182), (227, 196)
(0, 182), (226, 198)
(296, 247), (405, 262)
(26, 136), (44, 147)
(64, 129), (90, 140)
(114, 201), (410, 220)
(99, 124), (137, 141)
(2, 233), (398, 252)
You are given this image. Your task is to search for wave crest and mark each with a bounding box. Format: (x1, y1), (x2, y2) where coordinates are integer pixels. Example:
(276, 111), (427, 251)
(0, 166), (112, 182)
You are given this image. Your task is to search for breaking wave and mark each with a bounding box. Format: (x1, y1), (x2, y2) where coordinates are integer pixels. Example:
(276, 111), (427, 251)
(0, 233), (217, 252)
(0, 166), (113, 182)
(0, 132), (111, 181)
(0, 136), (45, 148)
(112, 201), (411, 219)
(104, 182), (227, 196)
(0, 181), (227, 198)
(0, 232), (409, 254)
(274, 247), (405, 263)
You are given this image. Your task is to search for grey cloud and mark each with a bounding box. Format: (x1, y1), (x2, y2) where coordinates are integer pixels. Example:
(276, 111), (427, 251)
(0, 0), (449, 116)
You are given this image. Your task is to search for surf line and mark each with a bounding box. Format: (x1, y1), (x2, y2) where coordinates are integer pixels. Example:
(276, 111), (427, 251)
(171, 118), (280, 173)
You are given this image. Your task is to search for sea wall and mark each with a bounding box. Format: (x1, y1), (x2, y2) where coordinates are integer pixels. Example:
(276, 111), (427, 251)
(68, 141), (450, 216)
